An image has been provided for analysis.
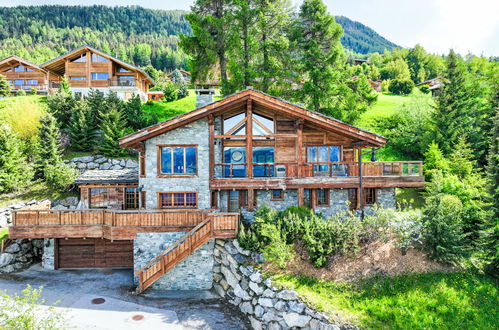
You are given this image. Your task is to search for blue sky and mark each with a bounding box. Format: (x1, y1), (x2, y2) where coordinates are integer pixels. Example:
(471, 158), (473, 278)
(3, 0), (499, 56)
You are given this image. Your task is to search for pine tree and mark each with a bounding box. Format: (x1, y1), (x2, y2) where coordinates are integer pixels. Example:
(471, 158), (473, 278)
(98, 107), (128, 157)
(37, 113), (62, 175)
(68, 100), (94, 151)
(46, 76), (76, 128)
(0, 74), (10, 97)
(0, 124), (33, 192)
(85, 89), (106, 129)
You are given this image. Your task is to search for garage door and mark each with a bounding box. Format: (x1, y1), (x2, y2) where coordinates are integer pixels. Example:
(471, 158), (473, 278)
(57, 239), (133, 269)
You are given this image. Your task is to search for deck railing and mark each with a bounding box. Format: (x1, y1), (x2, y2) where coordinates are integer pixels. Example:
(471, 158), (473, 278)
(214, 161), (423, 179)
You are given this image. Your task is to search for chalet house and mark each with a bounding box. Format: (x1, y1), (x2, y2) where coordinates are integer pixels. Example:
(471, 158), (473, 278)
(416, 76), (445, 97)
(9, 88), (424, 293)
(40, 45), (154, 101)
(0, 56), (56, 94)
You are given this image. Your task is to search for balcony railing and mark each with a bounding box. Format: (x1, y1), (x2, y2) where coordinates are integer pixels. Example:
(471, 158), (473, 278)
(214, 161), (423, 178)
(10, 209), (239, 240)
(109, 79), (136, 87)
(10, 84), (48, 91)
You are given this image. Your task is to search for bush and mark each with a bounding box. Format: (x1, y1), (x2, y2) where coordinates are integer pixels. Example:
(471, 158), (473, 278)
(388, 78), (415, 95)
(419, 85), (430, 94)
(0, 285), (66, 329)
(30, 88), (38, 96)
(260, 223), (295, 269)
(16, 89), (26, 96)
(43, 163), (77, 191)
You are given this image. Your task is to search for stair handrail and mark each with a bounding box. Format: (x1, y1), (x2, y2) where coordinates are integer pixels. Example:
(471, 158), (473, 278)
(134, 216), (212, 277)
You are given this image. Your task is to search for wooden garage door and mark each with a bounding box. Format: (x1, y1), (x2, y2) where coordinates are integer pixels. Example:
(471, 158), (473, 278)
(57, 239), (133, 269)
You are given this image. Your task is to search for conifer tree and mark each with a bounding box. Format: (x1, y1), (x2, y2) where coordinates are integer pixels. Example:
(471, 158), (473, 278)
(85, 89), (106, 129)
(98, 107), (128, 157)
(37, 113), (62, 175)
(0, 74), (10, 97)
(0, 124), (33, 192)
(46, 76), (76, 128)
(68, 100), (94, 151)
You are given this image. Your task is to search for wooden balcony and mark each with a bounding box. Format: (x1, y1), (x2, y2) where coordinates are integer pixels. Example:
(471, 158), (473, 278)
(9, 209), (239, 241)
(212, 161), (425, 189)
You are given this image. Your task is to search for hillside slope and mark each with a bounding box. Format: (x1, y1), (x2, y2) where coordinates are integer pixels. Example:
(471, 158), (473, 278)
(0, 5), (398, 69)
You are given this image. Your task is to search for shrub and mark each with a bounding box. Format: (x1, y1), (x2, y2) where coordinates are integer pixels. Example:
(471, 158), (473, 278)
(43, 163), (77, 191)
(0, 285), (66, 329)
(260, 223), (295, 269)
(0, 74), (10, 96)
(16, 89), (26, 96)
(0, 124), (33, 192)
(30, 88), (38, 96)
(419, 85), (430, 94)
(389, 78), (415, 95)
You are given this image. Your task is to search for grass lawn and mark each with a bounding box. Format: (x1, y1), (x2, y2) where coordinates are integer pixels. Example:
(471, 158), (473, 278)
(0, 227), (8, 242)
(0, 181), (77, 208)
(0, 95), (47, 139)
(273, 272), (498, 329)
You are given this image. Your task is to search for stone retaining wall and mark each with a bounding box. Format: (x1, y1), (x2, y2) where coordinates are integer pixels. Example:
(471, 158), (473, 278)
(64, 155), (138, 172)
(0, 239), (44, 273)
(213, 239), (353, 330)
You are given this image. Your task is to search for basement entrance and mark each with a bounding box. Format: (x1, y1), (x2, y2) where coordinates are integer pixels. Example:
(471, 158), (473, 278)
(56, 238), (133, 269)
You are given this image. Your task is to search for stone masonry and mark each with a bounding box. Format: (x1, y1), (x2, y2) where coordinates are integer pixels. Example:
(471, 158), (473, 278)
(64, 155), (138, 172)
(213, 239), (355, 330)
(141, 118), (211, 209)
(134, 232), (215, 290)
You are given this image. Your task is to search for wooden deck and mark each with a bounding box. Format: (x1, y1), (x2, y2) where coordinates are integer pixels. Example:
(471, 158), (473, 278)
(9, 209), (239, 240)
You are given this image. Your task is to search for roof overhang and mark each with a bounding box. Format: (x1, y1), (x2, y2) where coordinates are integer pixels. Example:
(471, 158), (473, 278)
(40, 45), (155, 84)
(119, 89), (387, 148)
(0, 56), (47, 74)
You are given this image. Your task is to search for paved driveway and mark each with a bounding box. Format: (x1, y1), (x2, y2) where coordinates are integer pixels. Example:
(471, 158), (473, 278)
(0, 263), (249, 329)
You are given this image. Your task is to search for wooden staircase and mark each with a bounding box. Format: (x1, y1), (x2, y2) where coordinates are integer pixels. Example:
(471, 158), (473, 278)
(135, 213), (238, 293)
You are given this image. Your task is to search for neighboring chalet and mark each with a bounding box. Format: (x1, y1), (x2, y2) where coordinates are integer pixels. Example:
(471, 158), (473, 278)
(9, 88), (424, 293)
(167, 68), (191, 82)
(416, 76), (445, 96)
(40, 46), (154, 101)
(0, 56), (55, 94)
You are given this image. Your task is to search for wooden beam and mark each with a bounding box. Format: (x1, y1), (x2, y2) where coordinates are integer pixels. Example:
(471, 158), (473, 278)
(209, 114), (215, 180)
(247, 189), (255, 212)
(296, 119), (304, 173)
(298, 188), (304, 207)
(247, 99), (253, 178)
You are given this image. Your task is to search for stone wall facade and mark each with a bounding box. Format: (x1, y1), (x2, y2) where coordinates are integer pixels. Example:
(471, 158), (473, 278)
(376, 188), (396, 209)
(134, 232), (215, 290)
(213, 239), (353, 330)
(0, 239), (44, 273)
(42, 239), (55, 270)
(141, 118), (211, 209)
(64, 155), (138, 172)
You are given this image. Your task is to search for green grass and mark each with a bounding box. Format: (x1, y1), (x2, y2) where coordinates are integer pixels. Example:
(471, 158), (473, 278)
(0, 227), (8, 242)
(273, 272), (498, 329)
(0, 95), (47, 139)
(0, 181), (76, 208)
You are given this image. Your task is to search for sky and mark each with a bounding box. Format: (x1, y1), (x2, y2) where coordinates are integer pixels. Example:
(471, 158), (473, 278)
(3, 0), (499, 56)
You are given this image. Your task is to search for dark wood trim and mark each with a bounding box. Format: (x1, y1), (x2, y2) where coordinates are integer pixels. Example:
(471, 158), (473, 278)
(247, 99), (253, 178)
(157, 191), (198, 209)
(54, 238), (59, 270)
(316, 188), (330, 207)
(139, 152), (146, 178)
(156, 144), (198, 177)
(298, 188), (304, 207)
(247, 189), (255, 211)
(209, 114), (215, 180)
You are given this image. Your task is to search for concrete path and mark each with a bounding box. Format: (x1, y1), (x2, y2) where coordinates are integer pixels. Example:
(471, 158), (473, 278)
(0, 263), (249, 329)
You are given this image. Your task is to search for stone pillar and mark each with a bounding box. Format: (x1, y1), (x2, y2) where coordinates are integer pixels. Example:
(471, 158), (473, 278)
(42, 238), (55, 270)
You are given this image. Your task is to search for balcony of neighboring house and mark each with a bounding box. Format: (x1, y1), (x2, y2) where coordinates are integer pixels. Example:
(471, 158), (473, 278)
(108, 77), (136, 88)
(9, 80), (48, 92)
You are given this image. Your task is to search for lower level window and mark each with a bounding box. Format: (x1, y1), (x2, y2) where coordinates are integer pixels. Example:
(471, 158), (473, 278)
(317, 189), (329, 206)
(159, 192), (197, 208)
(89, 188), (109, 209)
(124, 188), (139, 210)
(364, 188), (376, 205)
(271, 189), (284, 201)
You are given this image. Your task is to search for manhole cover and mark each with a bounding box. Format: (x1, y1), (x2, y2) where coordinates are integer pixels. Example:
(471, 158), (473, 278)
(132, 314), (144, 321)
(91, 298), (106, 304)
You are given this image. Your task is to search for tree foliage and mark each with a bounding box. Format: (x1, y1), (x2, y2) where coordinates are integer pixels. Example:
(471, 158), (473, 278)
(0, 124), (32, 192)
(98, 106), (129, 157)
(0, 74), (10, 97)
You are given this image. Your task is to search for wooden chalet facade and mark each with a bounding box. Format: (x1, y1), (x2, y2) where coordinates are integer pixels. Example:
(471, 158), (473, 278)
(40, 45), (154, 101)
(8, 88), (423, 292)
(0, 56), (54, 94)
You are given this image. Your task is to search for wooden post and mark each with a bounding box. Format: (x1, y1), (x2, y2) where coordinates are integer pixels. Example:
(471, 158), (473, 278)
(208, 114), (215, 179)
(86, 50), (91, 87)
(247, 189), (255, 212)
(298, 188), (304, 207)
(358, 147), (363, 210)
(247, 99), (253, 178)
(296, 119), (304, 176)
(311, 189), (317, 209)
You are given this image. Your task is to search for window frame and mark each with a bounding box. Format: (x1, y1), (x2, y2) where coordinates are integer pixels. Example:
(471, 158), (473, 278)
(89, 188), (110, 209)
(271, 189), (284, 201)
(91, 53), (109, 63)
(157, 192), (198, 209)
(13, 65), (24, 72)
(316, 189), (330, 207)
(91, 72), (109, 80)
(306, 145), (342, 163)
(157, 144), (198, 177)
(364, 188), (377, 205)
(69, 76), (87, 80)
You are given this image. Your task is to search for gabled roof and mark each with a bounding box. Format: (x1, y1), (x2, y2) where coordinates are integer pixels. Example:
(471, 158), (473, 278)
(0, 56), (47, 73)
(75, 169), (138, 185)
(40, 45), (154, 84)
(120, 88), (386, 148)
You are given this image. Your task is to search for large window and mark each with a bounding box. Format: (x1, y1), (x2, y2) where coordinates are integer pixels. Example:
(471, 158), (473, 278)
(91, 72), (109, 80)
(222, 112), (275, 137)
(124, 188), (140, 210)
(223, 147), (246, 177)
(307, 146), (341, 175)
(69, 76), (86, 80)
(364, 188), (376, 205)
(71, 53), (86, 63)
(14, 65), (24, 72)
(91, 53), (108, 63)
(253, 146), (275, 177)
(14, 80), (24, 86)
(89, 188), (109, 209)
(159, 192), (197, 208)
(159, 145), (197, 175)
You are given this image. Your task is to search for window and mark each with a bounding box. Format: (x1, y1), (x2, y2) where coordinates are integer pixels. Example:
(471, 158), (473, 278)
(271, 189), (284, 201)
(71, 53), (86, 62)
(159, 145), (197, 175)
(223, 147), (246, 177)
(89, 188), (109, 209)
(14, 65), (24, 72)
(364, 188), (376, 205)
(118, 67), (131, 72)
(69, 76), (86, 80)
(307, 146), (341, 174)
(159, 192), (197, 208)
(124, 188), (139, 209)
(211, 191), (218, 208)
(91, 72), (109, 80)
(27, 80), (38, 85)
(223, 113), (246, 135)
(26, 68), (34, 72)
(316, 189), (329, 206)
(222, 112), (275, 138)
(228, 190), (246, 212)
(4, 68), (12, 72)
(14, 80), (24, 86)
(91, 53), (108, 63)
(253, 146), (275, 177)
(252, 113), (274, 136)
